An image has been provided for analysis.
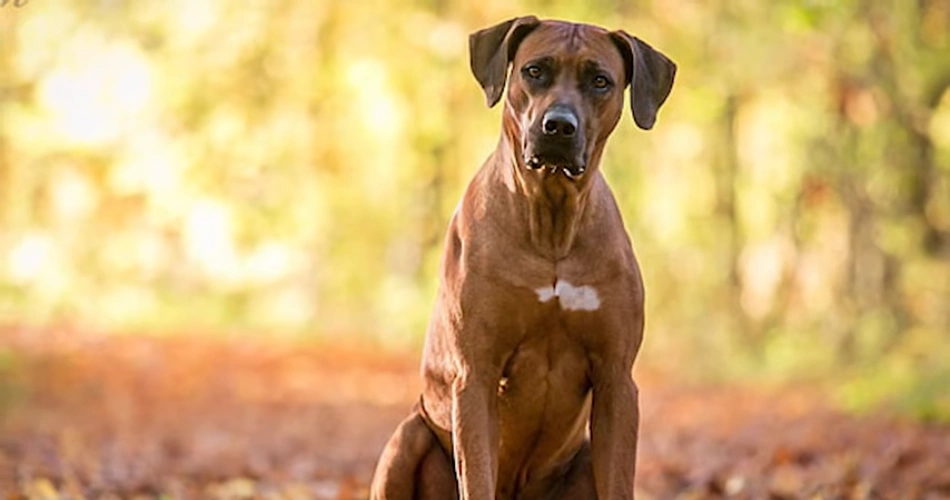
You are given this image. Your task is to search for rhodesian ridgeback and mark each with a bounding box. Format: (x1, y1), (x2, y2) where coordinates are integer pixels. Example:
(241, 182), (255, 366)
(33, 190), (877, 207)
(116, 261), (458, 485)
(370, 16), (676, 500)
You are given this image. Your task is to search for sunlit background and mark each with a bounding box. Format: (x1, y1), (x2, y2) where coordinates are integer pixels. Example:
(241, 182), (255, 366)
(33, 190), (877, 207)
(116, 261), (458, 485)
(0, 0), (948, 419)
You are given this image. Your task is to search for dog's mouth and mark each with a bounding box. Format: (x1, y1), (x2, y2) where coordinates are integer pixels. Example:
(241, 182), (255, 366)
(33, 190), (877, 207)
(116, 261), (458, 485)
(524, 153), (587, 179)
(524, 134), (587, 180)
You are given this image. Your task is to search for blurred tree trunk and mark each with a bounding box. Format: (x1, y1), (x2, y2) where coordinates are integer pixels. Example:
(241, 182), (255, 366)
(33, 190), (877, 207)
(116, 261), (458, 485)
(831, 83), (898, 362)
(714, 93), (750, 339)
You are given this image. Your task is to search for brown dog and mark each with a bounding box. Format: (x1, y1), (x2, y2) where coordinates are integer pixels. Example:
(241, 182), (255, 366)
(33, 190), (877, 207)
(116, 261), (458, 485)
(370, 16), (675, 500)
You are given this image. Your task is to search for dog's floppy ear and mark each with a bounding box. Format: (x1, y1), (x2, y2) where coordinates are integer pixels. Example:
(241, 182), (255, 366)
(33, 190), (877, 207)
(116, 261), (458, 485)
(469, 16), (540, 108)
(610, 31), (676, 130)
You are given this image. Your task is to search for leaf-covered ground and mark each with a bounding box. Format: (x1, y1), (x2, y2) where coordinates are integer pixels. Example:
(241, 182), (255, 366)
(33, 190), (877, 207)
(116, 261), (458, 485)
(1, 327), (948, 499)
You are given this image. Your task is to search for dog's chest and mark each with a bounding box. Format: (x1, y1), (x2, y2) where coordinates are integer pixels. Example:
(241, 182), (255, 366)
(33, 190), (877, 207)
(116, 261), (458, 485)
(493, 309), (592, 489)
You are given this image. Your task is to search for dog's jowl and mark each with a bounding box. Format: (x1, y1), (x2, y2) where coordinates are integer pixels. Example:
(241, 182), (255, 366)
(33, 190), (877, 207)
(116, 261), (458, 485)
(370, 16), (675, 500)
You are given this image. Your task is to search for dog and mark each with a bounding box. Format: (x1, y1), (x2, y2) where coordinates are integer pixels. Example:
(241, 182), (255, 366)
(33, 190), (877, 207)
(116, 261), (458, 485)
(370, 16), (676, 500)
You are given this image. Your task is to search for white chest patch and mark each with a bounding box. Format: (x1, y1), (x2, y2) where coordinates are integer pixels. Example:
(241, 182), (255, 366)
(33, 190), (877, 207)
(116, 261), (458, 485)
(534, 280), (601, 311)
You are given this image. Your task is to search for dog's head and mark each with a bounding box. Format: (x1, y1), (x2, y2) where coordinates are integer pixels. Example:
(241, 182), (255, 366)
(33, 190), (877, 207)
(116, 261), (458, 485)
(470, 17), (676, 179)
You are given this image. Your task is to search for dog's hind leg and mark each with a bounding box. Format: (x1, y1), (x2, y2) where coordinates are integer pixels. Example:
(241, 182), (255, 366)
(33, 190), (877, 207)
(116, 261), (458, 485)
(370, 411), (457, 500)
(415, 434), (458, 500)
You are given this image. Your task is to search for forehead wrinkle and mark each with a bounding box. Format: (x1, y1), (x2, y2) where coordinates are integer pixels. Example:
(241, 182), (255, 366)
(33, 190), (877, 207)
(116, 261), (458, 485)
(568, 23), (581, 50)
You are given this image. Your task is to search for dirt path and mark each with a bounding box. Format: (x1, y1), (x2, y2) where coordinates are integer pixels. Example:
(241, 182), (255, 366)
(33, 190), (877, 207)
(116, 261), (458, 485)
(1, 327), (948, 499)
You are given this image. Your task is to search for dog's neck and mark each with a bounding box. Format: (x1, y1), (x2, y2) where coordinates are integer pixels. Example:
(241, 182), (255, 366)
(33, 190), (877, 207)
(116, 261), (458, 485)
(492, 110), (606, 260)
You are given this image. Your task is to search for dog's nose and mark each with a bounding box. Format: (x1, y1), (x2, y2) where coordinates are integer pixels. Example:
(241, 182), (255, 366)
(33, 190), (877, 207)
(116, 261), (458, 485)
(541, 106), (578, 137)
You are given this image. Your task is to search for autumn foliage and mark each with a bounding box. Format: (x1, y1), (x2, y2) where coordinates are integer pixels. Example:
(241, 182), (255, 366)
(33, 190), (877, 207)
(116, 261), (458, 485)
(1, 328), (949, 499)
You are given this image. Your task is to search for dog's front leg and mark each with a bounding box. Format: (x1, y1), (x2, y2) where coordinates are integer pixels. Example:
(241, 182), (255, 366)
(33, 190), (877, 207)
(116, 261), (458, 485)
(590, 361), (640, 499)
(451, 369), (498, 500)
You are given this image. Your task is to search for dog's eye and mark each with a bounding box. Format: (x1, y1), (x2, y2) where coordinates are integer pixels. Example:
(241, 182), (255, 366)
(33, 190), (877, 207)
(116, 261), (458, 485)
(592, 75), (612, 90)
(524, 65), (544, 80)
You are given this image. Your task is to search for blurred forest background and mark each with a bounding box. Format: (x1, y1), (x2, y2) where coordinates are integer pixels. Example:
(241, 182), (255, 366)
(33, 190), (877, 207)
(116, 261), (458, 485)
(0, 0), (948, 421)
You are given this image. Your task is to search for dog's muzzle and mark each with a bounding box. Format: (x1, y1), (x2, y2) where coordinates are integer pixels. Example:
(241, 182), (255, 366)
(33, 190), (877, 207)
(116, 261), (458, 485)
(524, 105), (586, 179)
